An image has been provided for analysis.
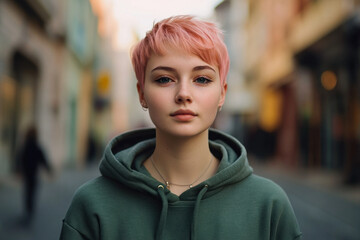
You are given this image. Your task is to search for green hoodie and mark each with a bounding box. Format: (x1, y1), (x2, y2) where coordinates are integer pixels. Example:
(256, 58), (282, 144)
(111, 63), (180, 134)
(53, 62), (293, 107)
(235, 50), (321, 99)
(60, 128), (302, 240)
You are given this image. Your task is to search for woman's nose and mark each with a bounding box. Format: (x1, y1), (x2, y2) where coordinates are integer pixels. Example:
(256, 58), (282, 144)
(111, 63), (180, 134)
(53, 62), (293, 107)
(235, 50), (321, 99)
(175, 82), (193, 104)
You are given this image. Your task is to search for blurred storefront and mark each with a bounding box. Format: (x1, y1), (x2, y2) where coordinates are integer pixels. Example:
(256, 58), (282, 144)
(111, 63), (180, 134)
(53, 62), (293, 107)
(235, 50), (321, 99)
(292, 0), (360, 183)
(0, 0), (67, 176)
(216, 0), (360, 184)
(89, 0), (142, 151)
(0, 0), (103, 178)
(65, 0), (99, 167)
(214, 0), (258, 144)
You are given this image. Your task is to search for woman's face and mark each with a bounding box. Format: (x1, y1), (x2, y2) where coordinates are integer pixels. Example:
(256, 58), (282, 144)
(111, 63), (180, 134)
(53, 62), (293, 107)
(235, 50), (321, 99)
(138, 48), (227, 138)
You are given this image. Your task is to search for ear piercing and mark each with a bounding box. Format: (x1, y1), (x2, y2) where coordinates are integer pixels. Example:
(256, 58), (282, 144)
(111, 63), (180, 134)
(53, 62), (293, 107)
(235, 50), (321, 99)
(141, 102), (148, 111)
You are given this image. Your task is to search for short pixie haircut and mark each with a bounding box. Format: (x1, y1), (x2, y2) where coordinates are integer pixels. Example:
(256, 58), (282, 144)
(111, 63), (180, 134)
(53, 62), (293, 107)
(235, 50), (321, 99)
(131, 15), (230, 90)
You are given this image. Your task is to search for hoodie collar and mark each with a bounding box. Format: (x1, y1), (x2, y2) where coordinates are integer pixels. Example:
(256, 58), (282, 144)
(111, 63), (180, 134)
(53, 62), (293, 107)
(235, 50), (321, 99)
(99, 128), (252, 200)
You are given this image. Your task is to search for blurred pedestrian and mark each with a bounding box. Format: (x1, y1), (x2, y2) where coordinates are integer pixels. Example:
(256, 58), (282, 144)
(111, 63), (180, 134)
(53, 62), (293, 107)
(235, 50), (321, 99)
(60, 15), (301, 239)
(86, 133), (97, 165)
(18, 124), (52, 225)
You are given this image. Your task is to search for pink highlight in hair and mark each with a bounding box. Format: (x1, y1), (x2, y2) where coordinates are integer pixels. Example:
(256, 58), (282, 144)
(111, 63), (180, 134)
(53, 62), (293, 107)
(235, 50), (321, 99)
(131, 15), (230, 90)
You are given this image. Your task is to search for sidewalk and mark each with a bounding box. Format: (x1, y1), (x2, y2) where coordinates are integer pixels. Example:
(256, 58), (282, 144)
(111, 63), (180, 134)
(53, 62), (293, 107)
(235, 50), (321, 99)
(251, 160), (360, 204)
(0, 164), (100, 240)
(251, 159), (360, 240)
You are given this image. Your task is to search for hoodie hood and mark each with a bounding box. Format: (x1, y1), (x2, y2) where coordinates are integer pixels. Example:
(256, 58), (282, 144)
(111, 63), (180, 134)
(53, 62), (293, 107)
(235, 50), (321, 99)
(99, 128), (252, 200)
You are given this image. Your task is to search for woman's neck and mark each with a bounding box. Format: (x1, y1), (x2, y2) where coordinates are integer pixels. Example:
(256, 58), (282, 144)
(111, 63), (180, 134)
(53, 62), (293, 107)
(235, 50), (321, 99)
(145, 128), (218, 195)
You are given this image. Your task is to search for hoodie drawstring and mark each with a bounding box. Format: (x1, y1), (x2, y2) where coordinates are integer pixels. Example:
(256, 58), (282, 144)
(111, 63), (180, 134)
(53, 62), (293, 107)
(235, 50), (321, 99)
(155, 184), (209, 240)
(156, 185), (168, 240)
(191, 185), (209, 240)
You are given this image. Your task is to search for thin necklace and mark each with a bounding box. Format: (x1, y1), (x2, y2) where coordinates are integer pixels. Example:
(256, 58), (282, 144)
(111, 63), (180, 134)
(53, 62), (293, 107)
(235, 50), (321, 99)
(150, 155), (214, 189)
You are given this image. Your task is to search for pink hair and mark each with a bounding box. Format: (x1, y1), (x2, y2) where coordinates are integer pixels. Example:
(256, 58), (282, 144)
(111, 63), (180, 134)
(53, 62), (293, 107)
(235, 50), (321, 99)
(131, 15), (230, 90)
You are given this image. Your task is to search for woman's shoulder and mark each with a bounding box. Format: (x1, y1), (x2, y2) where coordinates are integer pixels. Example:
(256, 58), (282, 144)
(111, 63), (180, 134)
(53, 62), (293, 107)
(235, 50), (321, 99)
(241, 173), (291, 202)
(246, 174), (302, 238)
(71, 176), (120, 202)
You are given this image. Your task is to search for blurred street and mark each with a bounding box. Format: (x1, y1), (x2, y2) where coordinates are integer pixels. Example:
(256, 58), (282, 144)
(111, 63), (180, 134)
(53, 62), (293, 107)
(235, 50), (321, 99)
(1, 0), (360, 239)
(0, 165), (100, 240)
(252, 160), (360, 240)
(0, 161), (359, 240)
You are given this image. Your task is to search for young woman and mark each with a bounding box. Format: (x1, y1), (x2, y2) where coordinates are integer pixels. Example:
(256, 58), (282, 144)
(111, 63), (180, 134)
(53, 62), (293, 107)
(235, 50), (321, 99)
(60, 15), (302, 240)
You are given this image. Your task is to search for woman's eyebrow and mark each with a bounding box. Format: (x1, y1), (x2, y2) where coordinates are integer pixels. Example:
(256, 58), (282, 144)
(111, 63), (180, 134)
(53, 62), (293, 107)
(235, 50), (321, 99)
(193, 65), (215, 72)
(151, 65), (215, 73)
(151, 66), (176, 73)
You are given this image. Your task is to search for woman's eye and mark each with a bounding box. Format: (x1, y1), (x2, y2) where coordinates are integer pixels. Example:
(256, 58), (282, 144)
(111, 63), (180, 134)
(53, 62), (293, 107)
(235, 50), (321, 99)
(155, 77), (172, 84)
(195, 77), (211, 84)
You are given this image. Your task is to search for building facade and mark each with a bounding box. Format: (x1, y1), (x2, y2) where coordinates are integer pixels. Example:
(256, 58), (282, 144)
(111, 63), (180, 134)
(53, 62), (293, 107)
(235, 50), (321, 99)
(216, 0), (360, 183)
(0, 0), (100, 179)
(214, 0), (258, 144)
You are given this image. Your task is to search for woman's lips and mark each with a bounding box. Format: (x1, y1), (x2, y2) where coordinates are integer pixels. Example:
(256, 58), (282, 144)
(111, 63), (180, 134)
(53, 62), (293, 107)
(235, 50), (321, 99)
(170, 109), (197, 121)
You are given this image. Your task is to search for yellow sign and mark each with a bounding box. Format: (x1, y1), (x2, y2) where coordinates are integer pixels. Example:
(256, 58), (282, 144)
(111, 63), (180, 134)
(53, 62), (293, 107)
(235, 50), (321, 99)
(259, 88), (283, 132)
(97, 72), (110, 95)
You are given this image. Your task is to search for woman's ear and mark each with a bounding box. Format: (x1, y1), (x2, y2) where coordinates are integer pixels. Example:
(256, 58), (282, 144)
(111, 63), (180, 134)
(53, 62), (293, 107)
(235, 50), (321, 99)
(219, 83), (228, 107)
(137, 83), (147, 108)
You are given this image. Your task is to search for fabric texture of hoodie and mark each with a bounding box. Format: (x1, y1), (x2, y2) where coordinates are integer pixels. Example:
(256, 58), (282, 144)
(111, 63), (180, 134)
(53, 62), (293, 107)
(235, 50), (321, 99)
(60, 128), (302, 240)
